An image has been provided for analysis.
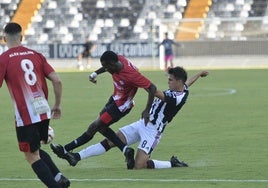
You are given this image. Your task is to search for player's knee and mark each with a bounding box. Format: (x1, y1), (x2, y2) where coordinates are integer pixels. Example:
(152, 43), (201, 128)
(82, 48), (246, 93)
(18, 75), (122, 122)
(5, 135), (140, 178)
(134, 160), (148, 169)
(24, 151), (40, 165)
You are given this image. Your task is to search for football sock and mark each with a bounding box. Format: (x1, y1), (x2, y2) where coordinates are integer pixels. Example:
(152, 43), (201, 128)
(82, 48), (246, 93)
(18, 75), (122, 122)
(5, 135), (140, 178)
(39, 149), (60, 177)
(101, 128), (125, 152)
(100, 139), (112, 151)
(64, 132), (93, 151)
(150, 160), (172, 169)
(79, 143), (106, 160)
(146, 160), (155, 169)
(31, 159), (59, 188)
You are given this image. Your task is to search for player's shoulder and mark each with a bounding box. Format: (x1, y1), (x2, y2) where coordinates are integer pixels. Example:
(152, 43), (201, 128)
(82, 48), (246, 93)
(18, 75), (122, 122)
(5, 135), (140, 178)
(165, 89), (187, 97)
(22, 46), (41, 55)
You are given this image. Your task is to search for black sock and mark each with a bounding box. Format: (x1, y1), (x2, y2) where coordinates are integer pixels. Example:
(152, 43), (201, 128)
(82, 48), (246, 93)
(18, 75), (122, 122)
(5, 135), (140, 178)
(146, 160), (155, 169)
(39, 149), (60, 177)
(31, 159), (59, 188)
(64, 132), (93, 151)
(101, 128), (125, 152)
(100, 139), (112, 151)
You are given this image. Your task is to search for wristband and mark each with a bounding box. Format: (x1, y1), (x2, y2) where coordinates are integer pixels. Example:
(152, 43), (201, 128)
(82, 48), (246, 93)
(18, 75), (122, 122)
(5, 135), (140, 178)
(90, 72), (97, 79)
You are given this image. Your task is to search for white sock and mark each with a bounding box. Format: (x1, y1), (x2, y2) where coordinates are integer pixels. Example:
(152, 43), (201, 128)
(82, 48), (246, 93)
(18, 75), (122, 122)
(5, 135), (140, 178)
(79, 143), (106, 160)
(122, 146), (128, 154)
(54, 173), (62, 182)
(152, 160), (172, 169)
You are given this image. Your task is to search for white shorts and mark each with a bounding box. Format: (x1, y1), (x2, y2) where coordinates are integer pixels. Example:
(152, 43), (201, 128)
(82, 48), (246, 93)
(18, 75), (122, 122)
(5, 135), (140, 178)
(119, 119), (162, 154)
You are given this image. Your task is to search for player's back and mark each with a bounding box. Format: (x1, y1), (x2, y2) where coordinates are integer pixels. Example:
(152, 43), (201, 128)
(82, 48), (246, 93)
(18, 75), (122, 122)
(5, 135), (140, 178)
(0, 45), (54, 126)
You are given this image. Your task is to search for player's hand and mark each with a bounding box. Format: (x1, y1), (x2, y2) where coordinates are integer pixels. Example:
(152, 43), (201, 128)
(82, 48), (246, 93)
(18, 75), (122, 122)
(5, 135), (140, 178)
(51, 106), (61, 119)
(141, 110), (150, 125)
(200, 71), (209, 77)
(89, 72), (97, 84)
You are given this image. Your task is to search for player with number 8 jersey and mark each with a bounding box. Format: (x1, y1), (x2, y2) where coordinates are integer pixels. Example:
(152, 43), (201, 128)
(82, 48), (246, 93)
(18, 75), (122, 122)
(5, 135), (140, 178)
(0, 22), (70, 187)
(0, 40), (54, 126)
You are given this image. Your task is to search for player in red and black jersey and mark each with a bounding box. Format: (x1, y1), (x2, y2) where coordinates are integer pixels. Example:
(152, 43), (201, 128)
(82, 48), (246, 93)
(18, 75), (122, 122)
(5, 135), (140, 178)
(0, 22), (69, 187)
(51, 51), (156, 169)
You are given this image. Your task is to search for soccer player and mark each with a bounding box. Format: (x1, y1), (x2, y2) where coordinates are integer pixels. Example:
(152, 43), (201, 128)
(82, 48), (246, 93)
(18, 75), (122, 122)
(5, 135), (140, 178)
(77, 37), (95, 70)
(51, 50), (157, 169)
(57, 67), (209, 169)
(158, 32), (181, 72)
(0, 22), (70, 187)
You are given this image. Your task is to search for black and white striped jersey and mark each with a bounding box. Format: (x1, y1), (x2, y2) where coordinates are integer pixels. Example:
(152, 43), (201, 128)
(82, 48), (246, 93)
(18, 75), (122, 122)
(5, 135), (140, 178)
(149, 84), (189, 133)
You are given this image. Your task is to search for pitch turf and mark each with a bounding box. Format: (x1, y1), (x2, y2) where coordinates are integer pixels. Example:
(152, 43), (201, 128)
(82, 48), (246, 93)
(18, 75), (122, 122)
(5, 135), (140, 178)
(0, 69), (267, 188)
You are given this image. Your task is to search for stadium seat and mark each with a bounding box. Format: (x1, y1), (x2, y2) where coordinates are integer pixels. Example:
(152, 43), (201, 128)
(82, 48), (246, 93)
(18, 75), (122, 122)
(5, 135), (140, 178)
(6, 0), (267, 44)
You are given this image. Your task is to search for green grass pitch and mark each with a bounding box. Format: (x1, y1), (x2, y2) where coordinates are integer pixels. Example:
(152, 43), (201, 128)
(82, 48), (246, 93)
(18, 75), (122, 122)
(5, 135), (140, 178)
(0, 69), (267, 188)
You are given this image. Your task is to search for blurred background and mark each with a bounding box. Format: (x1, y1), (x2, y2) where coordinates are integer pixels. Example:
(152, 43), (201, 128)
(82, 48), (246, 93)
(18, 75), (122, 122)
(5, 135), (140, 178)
(0, 0), (268, 68)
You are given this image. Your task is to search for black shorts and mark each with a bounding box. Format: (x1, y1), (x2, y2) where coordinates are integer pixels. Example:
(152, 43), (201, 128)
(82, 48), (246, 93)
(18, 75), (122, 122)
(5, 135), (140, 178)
(16, 120), (50, 152)
(82, 50), (91, 58)
(99, 97), (131, 126)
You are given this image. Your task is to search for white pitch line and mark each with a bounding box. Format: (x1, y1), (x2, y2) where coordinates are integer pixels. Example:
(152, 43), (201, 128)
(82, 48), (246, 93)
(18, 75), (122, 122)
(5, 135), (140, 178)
(0, 178), (268, 183)
(191, 88), (237, 97)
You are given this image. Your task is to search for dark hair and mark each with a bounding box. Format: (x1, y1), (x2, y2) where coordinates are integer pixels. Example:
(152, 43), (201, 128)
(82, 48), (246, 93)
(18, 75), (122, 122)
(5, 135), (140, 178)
(168, 66), (187, 82)
(4, 22), (22, 34)
(100, 51), (118, 63)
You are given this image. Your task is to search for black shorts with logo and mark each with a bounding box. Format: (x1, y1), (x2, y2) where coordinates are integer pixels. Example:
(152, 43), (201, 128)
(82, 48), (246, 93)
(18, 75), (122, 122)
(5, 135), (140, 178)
(16, 119), (49, 152)
(100, 96), (131, 126)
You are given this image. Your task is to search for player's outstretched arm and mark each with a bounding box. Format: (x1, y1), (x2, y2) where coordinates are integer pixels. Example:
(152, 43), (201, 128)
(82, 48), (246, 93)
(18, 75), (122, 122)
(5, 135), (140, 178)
(185, 70), (209, 87)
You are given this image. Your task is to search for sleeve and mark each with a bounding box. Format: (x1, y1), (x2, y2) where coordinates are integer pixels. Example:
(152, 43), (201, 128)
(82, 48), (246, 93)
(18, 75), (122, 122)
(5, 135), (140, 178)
(0, 58), (7, 87)
(128, 71), (151, 89)
(39, 53), (55, 76)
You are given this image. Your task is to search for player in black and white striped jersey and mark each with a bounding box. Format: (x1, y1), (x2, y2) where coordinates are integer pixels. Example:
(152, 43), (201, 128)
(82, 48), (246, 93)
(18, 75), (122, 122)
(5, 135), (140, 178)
(61, 67), (209, 169)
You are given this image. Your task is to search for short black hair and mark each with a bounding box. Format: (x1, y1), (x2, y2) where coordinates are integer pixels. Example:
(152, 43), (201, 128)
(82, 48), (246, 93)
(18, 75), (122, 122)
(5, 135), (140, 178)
(168, 66), (187, 82)
(100, 51), (118, 63)
(4, 22), (22, 35)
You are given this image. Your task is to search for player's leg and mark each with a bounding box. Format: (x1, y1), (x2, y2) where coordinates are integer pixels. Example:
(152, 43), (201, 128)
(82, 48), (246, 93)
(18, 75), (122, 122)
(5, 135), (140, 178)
(50, 97), (116, 158)
(169, 54), (174, 68)
(77, 53), (84, 70)
(92, 119), (140, 169)
(100, 126), (135, 169)
(134, 121), (169, 169)
(64, 122), (139, 167)
(96, 97), (132, 153)
(135, 122), (188, 169)
(164, 55), (168, 72)
(147, 156), (188, 169)
(40, 149), (70, 187)
(71, 130), (125, 163)
(39, 121), (70, 187)
(17, 124), (60, 187)
(60, 131), (121, 166)
(25, 151), (60, 187)
(86, 54), (92, 69)
(51, 118), (100, 156)
(135, 149), (150, 169)
(117, 119), (144, 169)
